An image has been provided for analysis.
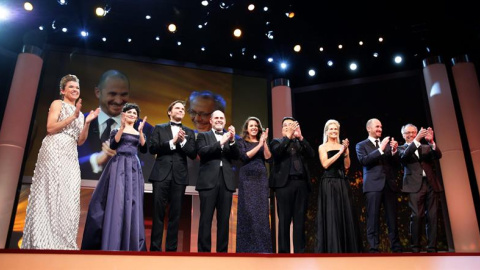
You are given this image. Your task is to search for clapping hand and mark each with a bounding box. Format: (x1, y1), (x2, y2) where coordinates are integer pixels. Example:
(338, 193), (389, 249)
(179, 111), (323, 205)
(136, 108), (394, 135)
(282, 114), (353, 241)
(138, 116), (147, 133)
(425, 127), (434, 143)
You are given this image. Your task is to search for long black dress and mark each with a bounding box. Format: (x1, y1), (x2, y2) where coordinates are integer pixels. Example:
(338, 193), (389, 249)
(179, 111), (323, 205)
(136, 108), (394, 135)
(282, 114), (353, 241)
(236, 139), (272, 253)
(315, 150), (362, 253)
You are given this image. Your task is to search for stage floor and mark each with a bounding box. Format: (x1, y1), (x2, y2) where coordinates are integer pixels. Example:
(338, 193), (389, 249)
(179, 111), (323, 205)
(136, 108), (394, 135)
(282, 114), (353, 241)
(2, 250), (480, 270)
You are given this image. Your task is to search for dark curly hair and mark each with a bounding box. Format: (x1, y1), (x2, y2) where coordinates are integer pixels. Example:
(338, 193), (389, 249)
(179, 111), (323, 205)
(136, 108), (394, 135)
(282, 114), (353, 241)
(122, 103), (140, 119)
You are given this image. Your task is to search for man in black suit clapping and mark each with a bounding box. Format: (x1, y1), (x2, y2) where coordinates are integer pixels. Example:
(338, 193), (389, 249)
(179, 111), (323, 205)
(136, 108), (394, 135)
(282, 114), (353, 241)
(148, 100), (197, 251)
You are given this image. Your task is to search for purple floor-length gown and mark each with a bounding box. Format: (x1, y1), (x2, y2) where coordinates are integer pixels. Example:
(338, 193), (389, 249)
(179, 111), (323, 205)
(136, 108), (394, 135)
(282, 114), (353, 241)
(236, 139), (272, 253)
(81, 130), (147, 251)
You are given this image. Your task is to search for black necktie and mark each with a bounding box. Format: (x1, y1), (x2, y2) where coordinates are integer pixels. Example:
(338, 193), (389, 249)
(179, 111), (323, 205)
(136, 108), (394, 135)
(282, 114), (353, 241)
(170, 122), (182, 127)
(375, 139), (380, 148)
(101, 118), (115, 142)
(215, 130), (224, 135)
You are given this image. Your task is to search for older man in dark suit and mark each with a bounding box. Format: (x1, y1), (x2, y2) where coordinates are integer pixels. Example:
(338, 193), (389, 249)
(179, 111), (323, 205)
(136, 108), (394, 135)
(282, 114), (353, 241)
(355, 118), (402, 253)
(270, 117), (315, 253)
(398, 124), (442, 253)
(195, 110), (240, 252)
(148, 100), (197, 252)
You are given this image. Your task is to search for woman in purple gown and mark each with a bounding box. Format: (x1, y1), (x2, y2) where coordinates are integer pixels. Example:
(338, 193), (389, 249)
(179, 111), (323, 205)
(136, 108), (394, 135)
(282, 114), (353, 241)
(81, 103), (148, 251)
(236, 117), (272, 253)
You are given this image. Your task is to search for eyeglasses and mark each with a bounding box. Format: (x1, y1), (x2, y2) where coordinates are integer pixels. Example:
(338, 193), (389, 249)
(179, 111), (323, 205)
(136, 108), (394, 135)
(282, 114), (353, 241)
(188, 109), (212, 119)
(403, 131), (417, 135)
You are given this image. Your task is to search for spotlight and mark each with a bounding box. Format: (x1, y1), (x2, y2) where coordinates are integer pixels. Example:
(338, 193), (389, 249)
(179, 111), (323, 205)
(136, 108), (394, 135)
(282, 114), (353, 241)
(177, 41), (182, 46)
(95, 7), (106, 16)
(201, 46), (206, 51)
(241, 48), (245, 55)
(394, 55), (403, 64)
(349, 62), (358, 71)
(267, 57), (273, 63)
(229, 53), (233, 57)
(127, 38), (132, 42)
(201, 0), (209, 6)
(58, 0), (68, 5)
(155, 36), (160, 41)
(80, 30), (89, 37)
(327, 60), (333, 67)
(102, 37), (107, 42)
(62, 27), (67, 32)
(280, 62), (288, 70)
(319, 47), (324, 52)
(263, 7), (268, 12)
(253, 55), (257, 59)
(308, 69), (316, 77)
(146, 15), (151, 20)
(248, 4), (255, 11)
(233, 28), (242, 38)
(286, 12), (295, 18)
(39, 25), (44, 30)
(373, 52), (379, 58)
(219, 2), (233, 9)
(293, 45), (301, 52)
(0, 6), (10, 20)
(359, 41), (364, 46)
(198, 24), (202, 29)
(24, 2), (34, 11)
(378, 37), (384, 42)
(338, 44), (343, 49)
(168, 23), (177, 33)
(266, 31), (274, 39)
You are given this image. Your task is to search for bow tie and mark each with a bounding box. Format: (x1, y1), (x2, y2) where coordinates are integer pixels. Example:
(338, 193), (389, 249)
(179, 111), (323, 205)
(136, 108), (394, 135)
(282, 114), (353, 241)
(170, 122), (182, 127)
(214, 130), (224, 135)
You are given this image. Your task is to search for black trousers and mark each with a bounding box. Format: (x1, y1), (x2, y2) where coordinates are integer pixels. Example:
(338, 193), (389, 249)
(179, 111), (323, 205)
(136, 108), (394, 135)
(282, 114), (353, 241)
(150, 177), (186, 251)
(275, 178), (308, 253)
(197, 170), (233, 252)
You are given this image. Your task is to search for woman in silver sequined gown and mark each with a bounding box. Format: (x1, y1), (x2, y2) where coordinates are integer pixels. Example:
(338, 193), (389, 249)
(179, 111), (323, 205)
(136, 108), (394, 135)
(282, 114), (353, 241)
(21, 75), (99, 250)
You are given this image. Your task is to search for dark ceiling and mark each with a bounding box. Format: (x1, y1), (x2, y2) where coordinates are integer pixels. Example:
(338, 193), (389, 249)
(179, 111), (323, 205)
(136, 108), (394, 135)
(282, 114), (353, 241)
(1, 0), (479, 87)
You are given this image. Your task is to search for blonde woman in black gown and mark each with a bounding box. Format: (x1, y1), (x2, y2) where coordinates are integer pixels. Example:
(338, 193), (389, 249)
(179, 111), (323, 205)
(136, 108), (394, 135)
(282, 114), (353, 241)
(315, 119), (362, 253)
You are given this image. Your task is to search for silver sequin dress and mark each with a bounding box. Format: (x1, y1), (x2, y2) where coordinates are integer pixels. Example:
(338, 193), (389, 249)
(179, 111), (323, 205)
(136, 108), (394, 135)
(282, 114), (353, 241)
(22, 101), (84, 250)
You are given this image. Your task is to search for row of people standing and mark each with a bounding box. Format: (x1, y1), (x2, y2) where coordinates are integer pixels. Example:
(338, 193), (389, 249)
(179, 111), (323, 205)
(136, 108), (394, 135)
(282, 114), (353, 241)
(21, 74), (442, 253)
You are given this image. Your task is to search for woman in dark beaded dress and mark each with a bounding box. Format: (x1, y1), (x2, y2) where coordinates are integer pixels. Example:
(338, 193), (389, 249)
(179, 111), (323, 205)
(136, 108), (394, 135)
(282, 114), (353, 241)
(236, 116), (273, 253)
(81, 103), (148, 251)
(315, 119), (362, 253)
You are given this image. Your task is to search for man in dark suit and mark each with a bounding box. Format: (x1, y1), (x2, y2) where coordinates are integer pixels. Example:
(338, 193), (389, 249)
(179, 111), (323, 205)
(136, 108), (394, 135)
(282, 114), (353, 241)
(195, 110), (240, 252)
(148, 100), (197, 251)
(355, 118), (402, 253)
(398, 124), (442, 253)
(78, 70), (153, 180)
(270, 117), (315, 253)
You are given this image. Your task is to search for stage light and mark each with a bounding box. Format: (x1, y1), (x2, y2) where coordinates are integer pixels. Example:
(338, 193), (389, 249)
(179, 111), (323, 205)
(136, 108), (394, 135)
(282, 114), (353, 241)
(308, 69), (316, 77)
(359, 41), (364, 46)
(280, 62), (288, 70)
(319, 47), (324, 52)
(233, 28), (242, 38)
(378, 37), (384, 42)
(155, 36), (160, 41)
(264, 7), (268, 11)
(24, 2), (33, 11)
(146, 15), (151, 20)
(219, 2), (233, 9)
(241, 48), (245, 55)
(338, 44), (343, 49)
(293, 44), (301, 52)
(248, 4), (255, 11)
(58, 0), (67, 5)
(201, 46), (205, 51)
(127, 38), (132, 42)
(266, 31), (274, 39)
(168, 23), (177, 33)
(373, 52), (379, 57)
(95, 7), (106, 17)
(102, 37), (107, 42)
(229, 53), (233, 57)
(394, 55), (403, 64)
(80, 30), (88, 37)
(349, 62), (358, 71)
(62, 27), (67, 32)
(253, 55), (257, 59)
(201, 1), (209, 7)
(267, 57), (273, 63)
(39, 25), (44, 30)
(327, 60), (333, 67)
(0, 6), (10, 20)
(286, 12), (295, 18)
(177, 41), (181, 46)
(198, 24), (202, 29)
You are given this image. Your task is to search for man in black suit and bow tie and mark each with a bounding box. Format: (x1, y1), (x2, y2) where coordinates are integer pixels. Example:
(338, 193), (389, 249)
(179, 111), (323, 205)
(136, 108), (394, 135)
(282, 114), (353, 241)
(148, 100), (197, 251)
(78, 69), (153, 180)
(195, 110), (240, 252)
(398, 124), (442, 253)
(270, 117), (315, 253)
(355, 118), (402, 253)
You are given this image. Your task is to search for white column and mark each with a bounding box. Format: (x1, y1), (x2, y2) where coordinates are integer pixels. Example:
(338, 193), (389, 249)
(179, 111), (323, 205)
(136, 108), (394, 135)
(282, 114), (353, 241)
(422, 56), (480, 252)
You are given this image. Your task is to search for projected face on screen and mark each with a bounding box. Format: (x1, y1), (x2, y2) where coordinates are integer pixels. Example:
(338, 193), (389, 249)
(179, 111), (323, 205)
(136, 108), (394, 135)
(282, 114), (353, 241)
(187, 90), (226, 132)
